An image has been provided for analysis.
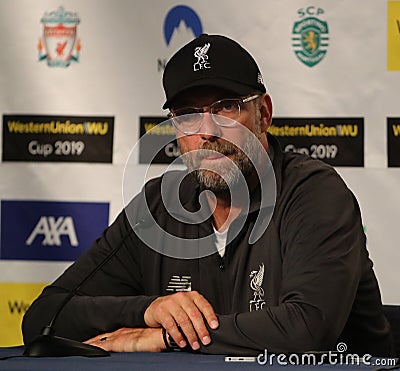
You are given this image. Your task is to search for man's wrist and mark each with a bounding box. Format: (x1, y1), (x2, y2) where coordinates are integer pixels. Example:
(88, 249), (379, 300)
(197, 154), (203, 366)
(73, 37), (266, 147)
(162, 327), (172, 351)
(161, 327), (189, 352)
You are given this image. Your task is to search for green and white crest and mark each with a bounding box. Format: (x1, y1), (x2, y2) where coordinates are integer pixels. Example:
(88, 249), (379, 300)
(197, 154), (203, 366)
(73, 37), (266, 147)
(292, 16), (329, 67)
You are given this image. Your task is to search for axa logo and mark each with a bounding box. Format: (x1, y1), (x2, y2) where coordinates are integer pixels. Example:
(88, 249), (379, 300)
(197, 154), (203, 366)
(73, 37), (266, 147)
(158, 5), (203, 72)
(38, 6), (81, 68)
(291, 6), (329, 67)
(1, 200), (109, 261)
(26, 216), (78, 247)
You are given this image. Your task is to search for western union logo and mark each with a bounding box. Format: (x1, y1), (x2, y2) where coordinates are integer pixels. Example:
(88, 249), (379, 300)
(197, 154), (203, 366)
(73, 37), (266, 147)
(388, 1), (400, 70)
(84, 122), (109, 135)
(393, 124), (400, 136)
(268, 124), (358, 137)
(6, 120), (109, 135)
(144, 123), (175, 135)
(8, 300), (30, 314)
(0, 282), (47, 346)
(336, 124), (358, 136)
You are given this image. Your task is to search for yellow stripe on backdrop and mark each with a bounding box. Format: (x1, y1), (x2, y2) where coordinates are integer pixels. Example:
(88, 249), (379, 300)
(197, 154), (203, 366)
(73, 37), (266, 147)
(0, 282), (47, 346)
(388, 1), (400, 70)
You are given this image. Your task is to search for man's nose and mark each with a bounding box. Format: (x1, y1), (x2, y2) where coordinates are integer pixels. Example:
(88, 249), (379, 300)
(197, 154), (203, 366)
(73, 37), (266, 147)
(199, 112), (221, 140)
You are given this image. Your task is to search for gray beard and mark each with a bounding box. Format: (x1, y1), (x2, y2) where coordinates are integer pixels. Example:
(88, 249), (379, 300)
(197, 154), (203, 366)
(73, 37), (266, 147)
(181, 126), (263, 192)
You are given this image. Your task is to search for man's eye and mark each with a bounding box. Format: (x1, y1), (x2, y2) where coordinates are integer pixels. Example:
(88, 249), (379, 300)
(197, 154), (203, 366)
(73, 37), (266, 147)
(215, 100), (237, 113)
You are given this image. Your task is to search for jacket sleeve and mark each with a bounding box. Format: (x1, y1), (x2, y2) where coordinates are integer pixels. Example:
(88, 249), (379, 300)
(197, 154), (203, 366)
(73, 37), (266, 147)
(22, 210), (157, 344)
(200, 166), (382, 355)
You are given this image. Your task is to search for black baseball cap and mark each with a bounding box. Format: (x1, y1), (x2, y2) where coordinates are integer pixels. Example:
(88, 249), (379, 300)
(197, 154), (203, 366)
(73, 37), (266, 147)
(162, 34), (266, 109)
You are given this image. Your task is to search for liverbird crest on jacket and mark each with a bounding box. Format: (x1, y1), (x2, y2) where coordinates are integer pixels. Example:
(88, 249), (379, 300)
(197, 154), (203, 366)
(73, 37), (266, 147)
(249, 263), (266, 311)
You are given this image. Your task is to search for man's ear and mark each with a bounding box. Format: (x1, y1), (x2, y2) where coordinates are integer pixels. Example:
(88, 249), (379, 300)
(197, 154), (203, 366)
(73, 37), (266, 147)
(259, 94), (273, 132)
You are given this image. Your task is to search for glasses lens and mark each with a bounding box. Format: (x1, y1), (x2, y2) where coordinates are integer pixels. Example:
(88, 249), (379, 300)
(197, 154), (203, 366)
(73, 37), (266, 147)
(172, 108), (202, 133)
(211, 99), (240, 126)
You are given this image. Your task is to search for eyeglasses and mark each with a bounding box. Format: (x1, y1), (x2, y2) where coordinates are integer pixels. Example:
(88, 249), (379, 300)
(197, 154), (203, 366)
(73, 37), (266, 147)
(168, 94), (260, 134)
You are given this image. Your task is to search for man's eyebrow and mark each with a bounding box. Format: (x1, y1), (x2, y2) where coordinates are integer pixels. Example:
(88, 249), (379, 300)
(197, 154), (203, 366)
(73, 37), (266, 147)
(173, 95), (239, 108)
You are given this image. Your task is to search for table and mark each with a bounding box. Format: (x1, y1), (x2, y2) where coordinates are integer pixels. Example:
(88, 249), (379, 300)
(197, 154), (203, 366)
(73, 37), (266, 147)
(0, 346), (398, 370)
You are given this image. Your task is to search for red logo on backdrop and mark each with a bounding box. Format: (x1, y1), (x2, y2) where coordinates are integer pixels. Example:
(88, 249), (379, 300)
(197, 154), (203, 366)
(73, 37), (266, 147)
(38, 6), (81, 68)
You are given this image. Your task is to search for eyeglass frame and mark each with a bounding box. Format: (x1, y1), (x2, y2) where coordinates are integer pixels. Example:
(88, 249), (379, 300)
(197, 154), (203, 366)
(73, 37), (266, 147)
(167, 94), (260, 135)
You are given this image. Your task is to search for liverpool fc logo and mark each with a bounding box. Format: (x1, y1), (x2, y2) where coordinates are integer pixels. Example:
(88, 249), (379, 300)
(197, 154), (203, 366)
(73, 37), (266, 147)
(193, 43), (211, 71)
(38, 6), (81, 68)
(249, 263), (266, 311)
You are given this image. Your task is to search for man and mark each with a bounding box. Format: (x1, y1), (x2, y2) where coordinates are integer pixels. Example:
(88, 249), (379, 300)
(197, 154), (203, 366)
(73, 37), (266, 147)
(22, 34), (393, 356)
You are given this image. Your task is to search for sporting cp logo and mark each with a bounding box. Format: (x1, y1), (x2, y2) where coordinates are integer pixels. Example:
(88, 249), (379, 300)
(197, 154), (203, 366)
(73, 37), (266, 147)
(38, 6), (81, 68)
(291, 6), (329, 67)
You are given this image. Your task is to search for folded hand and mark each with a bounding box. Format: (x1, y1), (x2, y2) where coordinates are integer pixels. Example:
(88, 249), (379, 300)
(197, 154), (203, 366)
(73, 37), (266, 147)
(144, 291), (219, 351)
(84, 327), (165, 352)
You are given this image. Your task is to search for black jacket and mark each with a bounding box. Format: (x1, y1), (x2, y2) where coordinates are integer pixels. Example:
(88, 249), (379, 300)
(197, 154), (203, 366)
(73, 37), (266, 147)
(22, 135), (393, 356)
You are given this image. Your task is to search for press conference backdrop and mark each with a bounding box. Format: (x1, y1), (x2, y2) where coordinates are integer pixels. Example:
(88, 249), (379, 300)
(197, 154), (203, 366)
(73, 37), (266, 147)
(0, 0), (399, 346)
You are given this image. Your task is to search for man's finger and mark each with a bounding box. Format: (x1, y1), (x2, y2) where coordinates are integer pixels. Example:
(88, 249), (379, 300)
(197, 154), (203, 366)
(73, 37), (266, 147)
(180, 300), (210, 346)
(164, 305), (201, 349)
(170, 291), (215, 348)
(192, 292), (219, 330)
